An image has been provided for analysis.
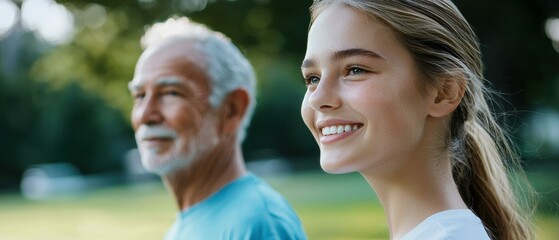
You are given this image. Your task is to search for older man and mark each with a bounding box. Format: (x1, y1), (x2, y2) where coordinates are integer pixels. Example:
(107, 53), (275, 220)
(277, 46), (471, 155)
(128, 17), (306, 240)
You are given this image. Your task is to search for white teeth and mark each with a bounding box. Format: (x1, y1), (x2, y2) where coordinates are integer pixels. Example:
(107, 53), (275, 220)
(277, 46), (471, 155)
(320, 124), (361, 136)
(337, 126), (344, 134)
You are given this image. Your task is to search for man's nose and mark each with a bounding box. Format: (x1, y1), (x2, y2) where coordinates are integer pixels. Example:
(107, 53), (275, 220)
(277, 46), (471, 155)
(135, 94), (163, 125)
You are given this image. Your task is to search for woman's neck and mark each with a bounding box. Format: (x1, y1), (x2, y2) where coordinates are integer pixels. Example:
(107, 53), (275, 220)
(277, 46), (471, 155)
(361, 152), (467, 240)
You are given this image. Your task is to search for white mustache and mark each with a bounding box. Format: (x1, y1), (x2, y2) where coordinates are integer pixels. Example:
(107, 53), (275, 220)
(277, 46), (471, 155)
(136, 125), (178, 141)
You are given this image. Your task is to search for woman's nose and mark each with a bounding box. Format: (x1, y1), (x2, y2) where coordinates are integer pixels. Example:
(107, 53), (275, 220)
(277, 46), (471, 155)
(308, 76), (341, 112)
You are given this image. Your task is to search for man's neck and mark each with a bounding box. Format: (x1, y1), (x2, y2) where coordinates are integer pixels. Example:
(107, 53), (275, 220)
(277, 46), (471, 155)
(163, 140), (247, 211)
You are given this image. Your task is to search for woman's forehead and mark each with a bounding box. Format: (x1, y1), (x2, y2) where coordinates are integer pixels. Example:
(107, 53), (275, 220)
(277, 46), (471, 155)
(305, 5), (407, 65)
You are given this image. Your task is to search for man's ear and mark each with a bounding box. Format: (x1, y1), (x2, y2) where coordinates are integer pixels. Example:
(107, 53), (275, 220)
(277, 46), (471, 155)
(428, 78), (465, 118)
(219, 89), (249, 136)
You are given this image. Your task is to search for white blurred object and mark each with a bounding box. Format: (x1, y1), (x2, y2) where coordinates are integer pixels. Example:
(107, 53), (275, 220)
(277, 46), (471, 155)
(21, 0), (74, 44)
(0, 0), (19, 38)
(124, 148), (157, 183)
(247, 158), (292, 177)
(20, 163), (86, 200)
(545, 18), (559, 42)
(545, 17), (559, 53)
(522, 108), (559, 158)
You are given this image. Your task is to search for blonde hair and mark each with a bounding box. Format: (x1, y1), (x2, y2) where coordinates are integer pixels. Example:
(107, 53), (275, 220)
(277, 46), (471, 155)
(310, 1), (536, 239)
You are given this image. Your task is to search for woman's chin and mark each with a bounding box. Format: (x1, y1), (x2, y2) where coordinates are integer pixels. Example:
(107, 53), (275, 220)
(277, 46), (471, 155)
(320, 157), (354, 174)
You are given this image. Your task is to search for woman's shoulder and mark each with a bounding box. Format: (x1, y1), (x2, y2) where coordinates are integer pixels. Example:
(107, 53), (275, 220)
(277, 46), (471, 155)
(401, 209), (491, 240)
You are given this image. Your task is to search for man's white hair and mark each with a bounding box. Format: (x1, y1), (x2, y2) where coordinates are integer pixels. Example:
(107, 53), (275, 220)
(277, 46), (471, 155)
(141, 17), (256, 142)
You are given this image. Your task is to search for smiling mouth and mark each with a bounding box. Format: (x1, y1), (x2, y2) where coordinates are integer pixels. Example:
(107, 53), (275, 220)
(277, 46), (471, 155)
(320, 124), (363, 136)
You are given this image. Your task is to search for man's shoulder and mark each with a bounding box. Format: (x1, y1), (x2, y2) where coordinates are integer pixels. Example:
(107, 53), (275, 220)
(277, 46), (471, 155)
(216, 174), (292, 215)
(219, 175), (284, 203)
(203, 174), (307, 239)
(170, 174), (307, 240)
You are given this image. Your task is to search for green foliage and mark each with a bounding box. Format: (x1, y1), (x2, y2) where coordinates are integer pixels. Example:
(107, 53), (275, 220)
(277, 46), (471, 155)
(456, 0), (559, 109)
(243, 53), (318, 160)
(0, 80), (39, 188)
(31, 83), (134, 174)
(30, 9), (143, 116)
(0, 72), (134, 189)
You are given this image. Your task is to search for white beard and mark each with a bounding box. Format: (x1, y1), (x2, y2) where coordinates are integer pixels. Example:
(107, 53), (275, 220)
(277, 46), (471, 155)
(136, 116), (219, 176)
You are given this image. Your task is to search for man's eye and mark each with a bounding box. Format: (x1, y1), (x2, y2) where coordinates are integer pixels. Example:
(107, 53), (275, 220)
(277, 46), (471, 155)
(164, 90), (181, 96)
(133, 93), (145, 100)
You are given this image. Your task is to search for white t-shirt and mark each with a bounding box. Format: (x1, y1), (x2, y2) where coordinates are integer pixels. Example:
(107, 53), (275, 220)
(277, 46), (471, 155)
(401, 209), (491, 240)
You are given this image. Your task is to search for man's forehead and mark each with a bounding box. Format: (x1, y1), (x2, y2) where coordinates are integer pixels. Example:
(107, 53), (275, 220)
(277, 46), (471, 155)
(149, 37), (199, 56)
(130, 37), (211, 90)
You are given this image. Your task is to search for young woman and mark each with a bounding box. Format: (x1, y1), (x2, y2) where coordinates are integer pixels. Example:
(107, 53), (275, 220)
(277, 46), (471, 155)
(300, 0), (535, 239)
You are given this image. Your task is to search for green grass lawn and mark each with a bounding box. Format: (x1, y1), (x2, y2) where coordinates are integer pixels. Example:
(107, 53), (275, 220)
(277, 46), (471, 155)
(0, 171), (557, 239)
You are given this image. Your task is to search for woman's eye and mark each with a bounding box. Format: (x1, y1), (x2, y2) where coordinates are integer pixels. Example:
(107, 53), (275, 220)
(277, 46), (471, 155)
(304, 76), (320, 86)
(348, 66), (365, 75)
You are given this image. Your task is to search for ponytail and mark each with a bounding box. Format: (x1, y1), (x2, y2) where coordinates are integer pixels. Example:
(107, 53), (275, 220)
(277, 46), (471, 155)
(451, 107), (535, 240)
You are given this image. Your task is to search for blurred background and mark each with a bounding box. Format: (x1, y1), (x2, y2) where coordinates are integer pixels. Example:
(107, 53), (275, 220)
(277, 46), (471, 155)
(0, 0), (558, 239)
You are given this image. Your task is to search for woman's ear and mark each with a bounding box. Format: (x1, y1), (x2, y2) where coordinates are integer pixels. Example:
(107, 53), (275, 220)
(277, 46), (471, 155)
(428, 78), (465, 118)
(219, 89), (249, 136)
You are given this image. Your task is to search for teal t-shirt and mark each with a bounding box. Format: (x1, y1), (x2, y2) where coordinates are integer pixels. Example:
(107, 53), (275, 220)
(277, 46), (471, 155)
(164, 174), (307, 240)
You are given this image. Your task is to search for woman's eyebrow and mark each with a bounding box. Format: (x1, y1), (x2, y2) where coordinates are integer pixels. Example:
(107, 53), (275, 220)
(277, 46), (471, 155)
(301, 48), (385, 70)
(332, 48), (384, 61)
(301, 59), (315, 69)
